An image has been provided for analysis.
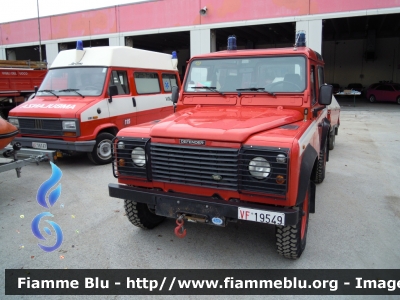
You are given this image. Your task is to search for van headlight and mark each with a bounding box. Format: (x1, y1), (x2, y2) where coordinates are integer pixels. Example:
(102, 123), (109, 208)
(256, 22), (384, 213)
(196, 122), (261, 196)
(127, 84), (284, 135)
(249, 157), (271, 179)
(62, 121), (76, 130)
(131, 147), (145, 167)
(8, 118), (19, 128)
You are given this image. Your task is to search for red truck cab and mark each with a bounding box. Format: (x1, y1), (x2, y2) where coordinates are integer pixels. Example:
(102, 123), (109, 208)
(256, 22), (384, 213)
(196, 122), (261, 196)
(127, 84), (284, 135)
(8, 43), (180, 164)
(108, 35), (333, 259)
(0, 60), (47, 119)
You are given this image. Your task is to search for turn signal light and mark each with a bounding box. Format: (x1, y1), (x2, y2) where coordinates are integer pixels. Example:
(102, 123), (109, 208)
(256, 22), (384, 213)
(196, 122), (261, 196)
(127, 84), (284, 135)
(118, 159), (126, 167)
(63, 132), (76, 137)
(276, 175), (285, 184)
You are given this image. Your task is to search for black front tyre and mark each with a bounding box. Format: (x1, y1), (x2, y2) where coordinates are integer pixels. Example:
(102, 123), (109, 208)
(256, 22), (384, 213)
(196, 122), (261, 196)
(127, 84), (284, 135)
(87, 132), (114, 164)
(275, 184), (310, 259)
(397, 97), (400, 105)
(124, 200), (165, 229)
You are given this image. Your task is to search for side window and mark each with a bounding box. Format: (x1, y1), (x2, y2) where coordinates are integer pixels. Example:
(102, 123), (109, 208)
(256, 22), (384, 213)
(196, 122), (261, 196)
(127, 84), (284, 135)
(317, 66), (324, 88)
(109, 70), (129, 95)
(134, 72), (161, 94)
(311, 66), (316, 105)
(162, 73), (178, 92)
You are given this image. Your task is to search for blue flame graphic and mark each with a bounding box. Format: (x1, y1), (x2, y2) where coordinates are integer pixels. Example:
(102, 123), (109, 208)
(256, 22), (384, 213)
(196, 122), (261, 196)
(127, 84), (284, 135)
(36, 162), (62, 208)
(31, 212), (63, 252)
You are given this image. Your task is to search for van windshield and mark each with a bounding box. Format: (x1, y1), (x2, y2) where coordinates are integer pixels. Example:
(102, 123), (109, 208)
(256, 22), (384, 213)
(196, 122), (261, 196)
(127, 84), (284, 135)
(37, 67), (108, 97)
(184, 56), (306, 93)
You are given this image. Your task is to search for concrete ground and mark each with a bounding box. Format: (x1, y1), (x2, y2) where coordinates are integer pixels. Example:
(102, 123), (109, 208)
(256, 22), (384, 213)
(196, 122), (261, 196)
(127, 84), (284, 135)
(1, 97), (399, 299)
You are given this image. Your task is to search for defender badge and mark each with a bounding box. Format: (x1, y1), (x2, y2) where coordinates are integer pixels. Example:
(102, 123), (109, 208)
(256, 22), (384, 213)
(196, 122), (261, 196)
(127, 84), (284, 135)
(179, 139), (205, 145)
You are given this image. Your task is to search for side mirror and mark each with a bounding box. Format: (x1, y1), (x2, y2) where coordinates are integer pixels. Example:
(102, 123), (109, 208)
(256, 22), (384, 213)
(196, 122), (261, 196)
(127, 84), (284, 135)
(319, 85), (333, 105)
(171, 86), (179, 104)
(108, 85), (118, 103)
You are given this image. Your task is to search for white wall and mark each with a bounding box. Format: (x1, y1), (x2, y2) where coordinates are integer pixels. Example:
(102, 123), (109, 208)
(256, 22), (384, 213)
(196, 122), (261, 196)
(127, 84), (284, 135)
(190, 29), (211, 57)
(45, 43), (59, 67)
(296, 20), (322, 53)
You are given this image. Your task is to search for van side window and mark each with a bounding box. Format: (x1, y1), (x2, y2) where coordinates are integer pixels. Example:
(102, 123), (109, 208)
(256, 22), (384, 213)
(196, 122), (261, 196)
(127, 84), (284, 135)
(134, 72), (161, 94)
(162, 73), (178, 92)
(317, 66), (324, 88)
(310, 66), (316, 105)
(109, 70), (130, 95)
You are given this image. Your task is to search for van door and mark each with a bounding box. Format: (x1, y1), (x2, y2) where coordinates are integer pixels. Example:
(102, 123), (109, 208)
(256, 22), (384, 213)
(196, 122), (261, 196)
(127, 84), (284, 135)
(107, 69), (137, 128)
(133, 71), (174, 124)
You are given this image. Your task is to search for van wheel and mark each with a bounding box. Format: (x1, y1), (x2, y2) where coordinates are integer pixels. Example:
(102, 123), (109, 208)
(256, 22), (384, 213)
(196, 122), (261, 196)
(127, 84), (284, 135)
(87, 132), (114, 164)
(329, 131), (335, 150)
(369, 95), (376, 103)
(276, 183), (310, 259)
(124, 200), (165, 229)
(396, 96), (400, 105)
(313, 139), (327, 184)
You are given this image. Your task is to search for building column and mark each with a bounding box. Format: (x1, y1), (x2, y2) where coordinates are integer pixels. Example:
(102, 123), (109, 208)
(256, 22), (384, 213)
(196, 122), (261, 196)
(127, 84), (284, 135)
(45, 43), (59, 67)
(0, 48), (6, 60)
(190, 28), (212, 57)
(296, 20), (322, 54)
(109, 36), (124, 46)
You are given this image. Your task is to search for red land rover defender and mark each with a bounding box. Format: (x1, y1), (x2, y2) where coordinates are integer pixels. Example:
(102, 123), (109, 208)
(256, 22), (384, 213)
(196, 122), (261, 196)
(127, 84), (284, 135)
(109, 35), (333, 259)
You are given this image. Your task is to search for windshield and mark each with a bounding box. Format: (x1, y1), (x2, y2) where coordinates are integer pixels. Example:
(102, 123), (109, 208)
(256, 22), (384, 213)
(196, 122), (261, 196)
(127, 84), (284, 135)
(184, 56), (306, 93)
(37, 67), (108, 97)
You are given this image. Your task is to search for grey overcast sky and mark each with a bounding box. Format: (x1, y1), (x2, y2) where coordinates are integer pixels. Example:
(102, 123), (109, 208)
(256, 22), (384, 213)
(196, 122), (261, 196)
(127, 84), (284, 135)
(0, 0), (146, 23)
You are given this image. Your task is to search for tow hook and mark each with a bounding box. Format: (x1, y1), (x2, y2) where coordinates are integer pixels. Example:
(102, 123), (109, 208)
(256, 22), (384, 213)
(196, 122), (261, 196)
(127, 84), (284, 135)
(174, 214), (187, 238)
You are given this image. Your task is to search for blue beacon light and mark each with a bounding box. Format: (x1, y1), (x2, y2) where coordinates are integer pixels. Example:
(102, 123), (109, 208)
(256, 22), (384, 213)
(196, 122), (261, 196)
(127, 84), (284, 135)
(295, 31), (306, 47)
(76, 40), (83, 50)
(172, 51), (177, 59)
(227, 35), (237, 50)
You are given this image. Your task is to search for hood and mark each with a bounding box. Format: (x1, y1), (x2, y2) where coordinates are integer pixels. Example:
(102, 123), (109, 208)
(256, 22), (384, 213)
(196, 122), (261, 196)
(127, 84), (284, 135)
(150, 106), (303, 142)
(9, 97), (95, 118)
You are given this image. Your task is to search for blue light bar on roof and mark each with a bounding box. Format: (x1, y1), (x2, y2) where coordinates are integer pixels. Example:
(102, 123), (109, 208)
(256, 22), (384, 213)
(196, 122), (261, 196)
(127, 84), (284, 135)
(227, 35), (237, 50)
(76, 40), (83, 50)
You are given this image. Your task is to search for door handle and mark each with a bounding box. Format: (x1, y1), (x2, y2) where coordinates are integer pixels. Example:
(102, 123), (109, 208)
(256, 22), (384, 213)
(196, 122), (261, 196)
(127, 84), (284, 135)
(132, 97), (136, 107)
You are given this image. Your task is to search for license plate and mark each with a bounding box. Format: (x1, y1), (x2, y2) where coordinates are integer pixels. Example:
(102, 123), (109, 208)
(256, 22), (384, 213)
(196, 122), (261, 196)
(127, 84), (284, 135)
(32, 142), (47, 150)
(238, 207), (285, 225)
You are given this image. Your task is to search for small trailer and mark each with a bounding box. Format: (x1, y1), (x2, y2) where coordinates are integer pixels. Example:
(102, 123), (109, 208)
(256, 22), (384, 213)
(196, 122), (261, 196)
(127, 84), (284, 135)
(0, 142), (56, 178)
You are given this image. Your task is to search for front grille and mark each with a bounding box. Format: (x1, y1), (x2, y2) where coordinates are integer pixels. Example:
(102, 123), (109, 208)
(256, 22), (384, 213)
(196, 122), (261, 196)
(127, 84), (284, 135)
(151, 143), (239, 190)
(19, 118), (63, 136)
(113, 139), (289, 197)
(239, 147), (289, 195)
(112, 138), (150, 179)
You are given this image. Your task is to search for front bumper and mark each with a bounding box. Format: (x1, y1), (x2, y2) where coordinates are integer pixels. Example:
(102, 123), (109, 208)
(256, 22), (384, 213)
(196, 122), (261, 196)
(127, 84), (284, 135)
(13, 137), (96, 152)
(109, 183), (299, 226)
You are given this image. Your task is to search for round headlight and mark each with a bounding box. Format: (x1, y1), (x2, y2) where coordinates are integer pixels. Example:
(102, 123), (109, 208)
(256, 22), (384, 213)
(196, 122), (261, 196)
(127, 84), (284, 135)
(276, 154), (286, 163)
(117, 141), (125, 149)
(131, 147), (145, 167)
(249, 157), (271, 179)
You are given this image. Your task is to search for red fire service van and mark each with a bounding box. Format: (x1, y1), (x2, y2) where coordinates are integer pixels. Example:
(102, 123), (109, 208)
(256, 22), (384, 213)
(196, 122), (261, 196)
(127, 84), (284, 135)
(8, 41), (180, 164)
(108, 34), (333, 259)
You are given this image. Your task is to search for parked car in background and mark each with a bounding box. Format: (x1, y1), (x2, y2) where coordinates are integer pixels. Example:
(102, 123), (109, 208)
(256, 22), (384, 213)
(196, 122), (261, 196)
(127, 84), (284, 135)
(330, 83), (341, 94)
(366, 82), (400, 104)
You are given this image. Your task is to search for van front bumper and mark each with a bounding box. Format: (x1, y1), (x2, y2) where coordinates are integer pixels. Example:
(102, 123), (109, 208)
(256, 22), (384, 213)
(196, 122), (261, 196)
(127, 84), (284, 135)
(13, 137), (96, 152)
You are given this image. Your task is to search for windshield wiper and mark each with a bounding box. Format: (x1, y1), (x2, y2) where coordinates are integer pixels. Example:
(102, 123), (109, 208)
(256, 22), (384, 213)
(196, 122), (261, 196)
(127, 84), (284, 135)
(38, 89), (59, 98)
(58, 89), (85, 98)
(191, 86), (225, 96)
(236, 87), (276, 97)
